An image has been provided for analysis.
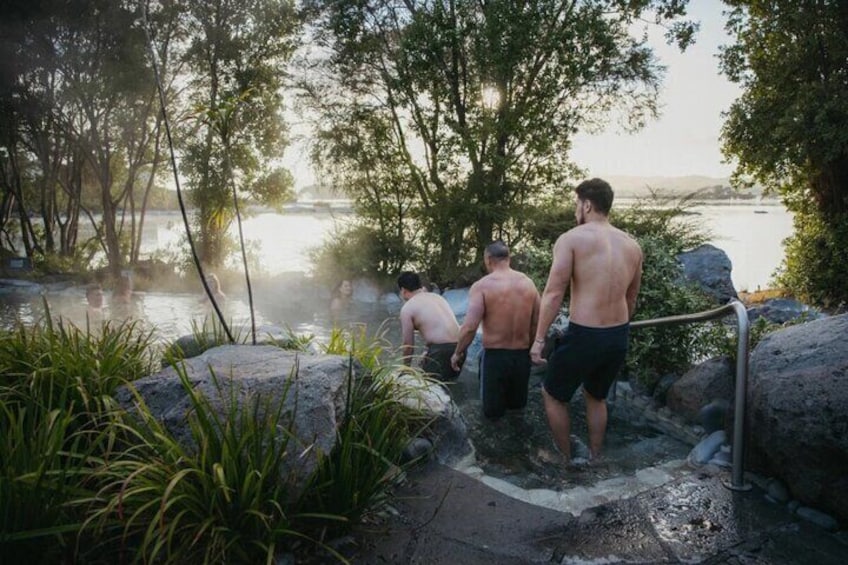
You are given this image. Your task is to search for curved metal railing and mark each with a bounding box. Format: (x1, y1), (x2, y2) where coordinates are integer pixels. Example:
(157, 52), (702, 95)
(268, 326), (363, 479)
(630, 300), (752, 491)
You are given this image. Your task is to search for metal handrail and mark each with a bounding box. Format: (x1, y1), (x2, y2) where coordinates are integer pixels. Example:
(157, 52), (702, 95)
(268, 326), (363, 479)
(630, 299), (751, 491)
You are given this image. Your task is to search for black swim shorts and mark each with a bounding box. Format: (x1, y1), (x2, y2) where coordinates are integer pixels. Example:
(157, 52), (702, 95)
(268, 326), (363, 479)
(544, 321), (629, 402)
(422, 342), (460, 381)
(479, 348), (530, 418)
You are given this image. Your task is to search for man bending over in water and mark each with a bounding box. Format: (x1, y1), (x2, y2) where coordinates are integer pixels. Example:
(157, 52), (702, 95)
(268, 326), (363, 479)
(451, 241), (540, 418)
(531, 178), (643, 463)
(398, 271), (461, 381)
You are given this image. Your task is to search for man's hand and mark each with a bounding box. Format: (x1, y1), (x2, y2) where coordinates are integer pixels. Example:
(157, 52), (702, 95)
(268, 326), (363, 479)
(530, 339), (547, 366)
(450, 351), (465, 372)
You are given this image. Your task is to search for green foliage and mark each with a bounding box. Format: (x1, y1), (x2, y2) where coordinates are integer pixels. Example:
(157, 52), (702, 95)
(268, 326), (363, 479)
(296, 365), (423, 539)
(0, 316), (156, 563)
(775, 208), (848, 309)
(322, 323), (393, 373)
(181, 1), (300, 267)
(310, 223), (409, 282)
(302, 0), (697, 279)
(0, 399), (100, 562)
(627, 233), (716, 389)
(720, 1), (848, 307)
(83, 368), (309, 564)
(0, 316), (157, 416)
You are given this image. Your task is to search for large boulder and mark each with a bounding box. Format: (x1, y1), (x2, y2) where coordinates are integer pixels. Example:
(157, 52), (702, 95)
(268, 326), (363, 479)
(747, 314), (848, 523)
(666, 356), (734, 424)
(116, 345), (352, 496)
(746, 297), (826, 325)
(677, 244), (738, 303)
(382, 370), (473, 465)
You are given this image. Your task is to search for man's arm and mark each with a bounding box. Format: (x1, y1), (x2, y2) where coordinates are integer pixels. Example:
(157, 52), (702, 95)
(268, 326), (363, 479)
(531, 234), (573, 364)
(529, 282), (541, 344)
(626, 248), (643, 319)
(399, 306), (415, 366)
(451, 282), (485, 371)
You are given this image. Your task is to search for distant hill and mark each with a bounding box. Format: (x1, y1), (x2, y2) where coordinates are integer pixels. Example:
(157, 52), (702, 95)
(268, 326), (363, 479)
(603, 175), (767, 200)
(297, 183), (349, 201)
(297, 176), (767, 202)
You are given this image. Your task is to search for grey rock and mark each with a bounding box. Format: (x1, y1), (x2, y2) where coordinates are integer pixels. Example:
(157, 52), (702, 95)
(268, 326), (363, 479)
(796, 506), (839, 531)
(699, 398), (730, 434)
(117, 345), (352, 498)
(677, 244), (738, 303)
(787, 500), (801, 513)
(747, 298), (826, 325)
(766, 478), (791, 503)
(402, 437), (434, 464)
(689, 430), (726, 465)
(667, 357), (733, 424)
(652, 373), (679, 405)
(747, 313), (848, 523)
(442, 288), (470, 320)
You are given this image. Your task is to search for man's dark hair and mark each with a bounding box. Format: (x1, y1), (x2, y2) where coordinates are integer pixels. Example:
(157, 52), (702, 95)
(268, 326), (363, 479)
(485, 240), (510, 262)
(397, 271), (422, 291)
(575, 178), (614, 215)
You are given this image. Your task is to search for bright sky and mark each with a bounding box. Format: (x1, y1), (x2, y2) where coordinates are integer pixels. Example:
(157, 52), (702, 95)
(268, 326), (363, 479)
(284, 1), (741, 190)
(571, 1), (741, 178)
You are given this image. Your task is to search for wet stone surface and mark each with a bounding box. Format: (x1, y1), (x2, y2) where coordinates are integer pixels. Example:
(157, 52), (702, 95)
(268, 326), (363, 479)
(552, 470), (848, 565)
(448, 366), (691, 491)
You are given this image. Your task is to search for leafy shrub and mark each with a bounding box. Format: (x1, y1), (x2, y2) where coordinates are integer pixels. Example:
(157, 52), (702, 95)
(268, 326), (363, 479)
(776, 208), (848, 310)
(310, 222), (411, 286)
(626, 234), (716, 389)
(0, 316), (156, 416)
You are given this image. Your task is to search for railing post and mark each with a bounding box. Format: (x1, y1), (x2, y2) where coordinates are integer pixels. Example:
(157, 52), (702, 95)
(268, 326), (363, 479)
(630, 300), (752, 492)
(726, 300), (752, 491)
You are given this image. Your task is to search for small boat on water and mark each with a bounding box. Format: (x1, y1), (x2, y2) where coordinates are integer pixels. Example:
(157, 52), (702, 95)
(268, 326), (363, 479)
(754, 210), (768, 214)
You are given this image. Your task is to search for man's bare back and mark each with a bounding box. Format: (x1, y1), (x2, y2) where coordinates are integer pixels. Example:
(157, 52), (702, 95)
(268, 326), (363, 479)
(399, 291), (460, 348)
(467, 269), (539, 349)
(557, 222), (642, 327)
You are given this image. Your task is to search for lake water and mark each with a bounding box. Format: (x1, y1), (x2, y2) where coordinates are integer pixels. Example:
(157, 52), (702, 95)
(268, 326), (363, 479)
(0, 201), (792, 346)
(142, 201), (792, 290)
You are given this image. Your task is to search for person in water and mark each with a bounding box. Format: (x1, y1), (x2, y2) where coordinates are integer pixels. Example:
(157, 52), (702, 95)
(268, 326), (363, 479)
(450, 240), (540, 418)
(531, 178), (643, 464)
(112, 274), (133, 305)
(398, 271), (461, 381)
(329, 278), (353, 323)
(85, 283), (105, 323)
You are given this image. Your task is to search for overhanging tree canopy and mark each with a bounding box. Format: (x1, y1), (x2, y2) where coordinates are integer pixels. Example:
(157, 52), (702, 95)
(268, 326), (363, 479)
(300, 0), (696, 280)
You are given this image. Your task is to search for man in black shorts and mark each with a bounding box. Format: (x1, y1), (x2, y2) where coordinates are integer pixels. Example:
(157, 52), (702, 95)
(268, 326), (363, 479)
(450, 241), (540, 418)
(531, 179), (643, 463)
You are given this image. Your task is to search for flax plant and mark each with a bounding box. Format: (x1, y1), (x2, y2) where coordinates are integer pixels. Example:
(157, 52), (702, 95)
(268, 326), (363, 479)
(322, 322), (392, 371)
(83, 365), (331, 564)
(297, 362), (428, 541)
(0, 316), (156, 416)
(0, 316), (154, 562)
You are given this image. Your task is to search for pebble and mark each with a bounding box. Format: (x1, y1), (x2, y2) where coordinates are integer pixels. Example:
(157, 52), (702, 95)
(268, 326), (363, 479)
(766, 478), (790, 503)
(690, 430), (726, 465)
(796, 506), (839, 531)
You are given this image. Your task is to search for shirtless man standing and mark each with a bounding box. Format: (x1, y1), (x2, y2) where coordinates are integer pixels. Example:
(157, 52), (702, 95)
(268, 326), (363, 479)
(531, 178), (643, 463)
(450, 241), (540, 418)
(398, 271), (461, 381)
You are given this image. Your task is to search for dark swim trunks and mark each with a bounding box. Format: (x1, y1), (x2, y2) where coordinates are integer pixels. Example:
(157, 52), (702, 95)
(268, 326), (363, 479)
(421, 342), (460, 381)
(544, 321), (629, 401)
(479, 348), (531, 418)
